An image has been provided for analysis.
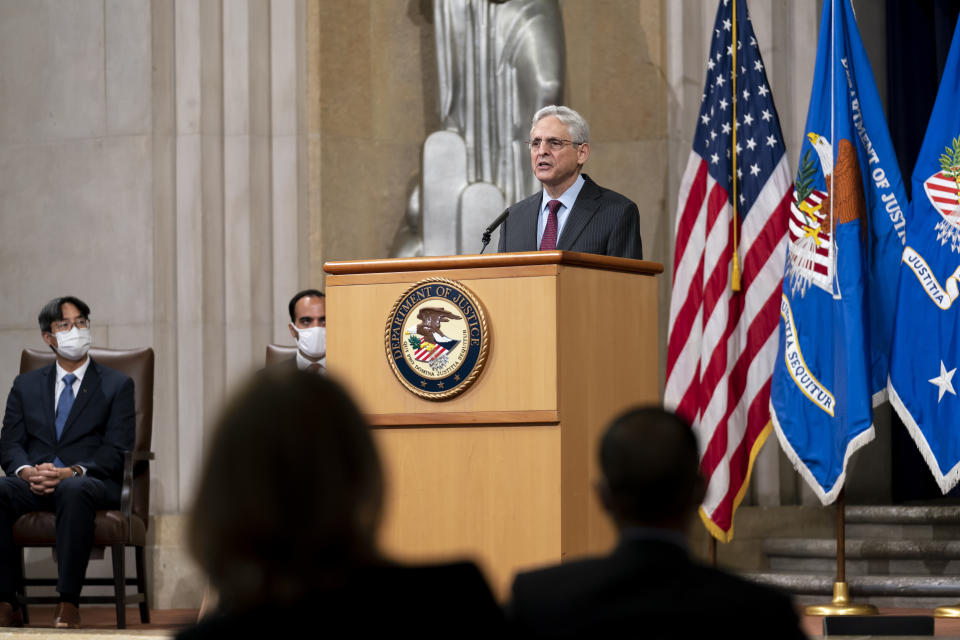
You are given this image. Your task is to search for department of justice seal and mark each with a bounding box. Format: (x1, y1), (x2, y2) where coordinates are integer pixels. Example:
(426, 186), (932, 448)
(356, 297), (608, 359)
(385, 278), (489, 400)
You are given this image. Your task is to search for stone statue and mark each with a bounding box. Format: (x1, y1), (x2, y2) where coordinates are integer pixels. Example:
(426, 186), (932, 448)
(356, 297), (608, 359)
(391, 0), (565, 257)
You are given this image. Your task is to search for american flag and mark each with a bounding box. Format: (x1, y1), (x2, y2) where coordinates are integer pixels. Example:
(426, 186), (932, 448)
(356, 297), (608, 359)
(664, 0), (792, 542)
(414, 343), (448, 362)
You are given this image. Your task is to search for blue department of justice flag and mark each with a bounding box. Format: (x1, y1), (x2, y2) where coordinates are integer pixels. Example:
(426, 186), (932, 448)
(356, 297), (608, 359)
(770, 0), (908, 504)
(889, 17), (960, 493)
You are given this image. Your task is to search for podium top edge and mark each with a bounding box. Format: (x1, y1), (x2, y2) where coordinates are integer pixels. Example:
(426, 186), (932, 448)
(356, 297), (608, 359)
(323, 251), (664, 276)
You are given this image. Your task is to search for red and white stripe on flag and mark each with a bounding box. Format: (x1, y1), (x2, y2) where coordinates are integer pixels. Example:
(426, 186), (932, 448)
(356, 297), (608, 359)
(415, 344), (448, 362)
(663, 0), (792, 542)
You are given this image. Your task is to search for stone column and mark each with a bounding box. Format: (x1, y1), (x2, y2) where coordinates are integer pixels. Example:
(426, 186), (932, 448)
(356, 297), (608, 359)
(160, 0), (308, 510)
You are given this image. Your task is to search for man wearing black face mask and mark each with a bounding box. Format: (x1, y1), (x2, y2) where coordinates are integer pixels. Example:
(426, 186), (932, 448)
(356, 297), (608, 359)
(0, 296), (135, 629)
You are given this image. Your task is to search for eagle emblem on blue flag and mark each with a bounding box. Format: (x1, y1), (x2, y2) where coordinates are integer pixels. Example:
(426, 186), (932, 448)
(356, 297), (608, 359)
(787, 134), (865, 296)
(771, 0), (908, 505)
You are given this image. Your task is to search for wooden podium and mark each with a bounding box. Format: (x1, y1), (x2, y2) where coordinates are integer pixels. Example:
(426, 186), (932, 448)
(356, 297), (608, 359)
(324, 251), (663, 596)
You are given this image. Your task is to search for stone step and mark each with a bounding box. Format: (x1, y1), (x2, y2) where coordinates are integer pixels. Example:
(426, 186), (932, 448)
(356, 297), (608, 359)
(845, 505), (960, 523)
(769, 556), (960, 577)
(765, 538), (960, 559)
(845, 505), (960, 539)
(792, 593), (959, 609)
(764, 538), (960, 576)
(745, 571), (960, 598)
(749, 507), (960, 607)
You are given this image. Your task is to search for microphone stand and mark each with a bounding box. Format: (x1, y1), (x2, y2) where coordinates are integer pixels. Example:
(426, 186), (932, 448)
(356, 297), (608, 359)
(479, 209), (510, 254)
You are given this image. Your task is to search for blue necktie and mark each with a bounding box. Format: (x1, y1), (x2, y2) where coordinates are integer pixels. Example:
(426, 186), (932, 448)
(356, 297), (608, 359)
(54, 373), (76, 467)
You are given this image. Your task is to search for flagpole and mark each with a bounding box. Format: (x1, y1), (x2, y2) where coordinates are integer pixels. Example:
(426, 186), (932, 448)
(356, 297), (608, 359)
(730, 0), (742, 292)
(830, 0), (841, 300)
(803, 4), (874, 617)
(804, 489), (877, 616)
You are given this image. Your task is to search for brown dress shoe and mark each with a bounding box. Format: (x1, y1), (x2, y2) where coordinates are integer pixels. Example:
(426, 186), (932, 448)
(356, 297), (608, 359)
(0, 601), (23, 627)
(53, 601), (81, 629)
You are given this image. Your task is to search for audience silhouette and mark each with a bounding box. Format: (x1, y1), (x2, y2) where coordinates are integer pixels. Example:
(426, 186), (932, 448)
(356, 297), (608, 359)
(178, 369), (504, 638)
(505, 407), (807, 639)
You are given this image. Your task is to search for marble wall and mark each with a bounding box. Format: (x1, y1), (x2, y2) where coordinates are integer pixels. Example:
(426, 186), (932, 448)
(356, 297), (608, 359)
(0, 0), (154, 406)
(0, 0), (155, 459)
(307, 0), (441, 283)
(0, 0), (310, 606)
(0, 0), (310, 511)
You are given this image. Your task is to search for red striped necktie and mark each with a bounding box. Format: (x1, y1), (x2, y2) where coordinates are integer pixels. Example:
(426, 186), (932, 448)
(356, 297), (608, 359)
(539, 199), (562, 251)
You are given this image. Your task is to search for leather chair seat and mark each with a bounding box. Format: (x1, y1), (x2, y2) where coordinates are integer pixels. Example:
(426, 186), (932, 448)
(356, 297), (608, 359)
(265, 343), (297, 365)
(13, 510), (147, 547)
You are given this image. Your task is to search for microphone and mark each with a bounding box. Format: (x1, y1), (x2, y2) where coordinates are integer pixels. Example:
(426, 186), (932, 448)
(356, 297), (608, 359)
(479, 208), (510, 254)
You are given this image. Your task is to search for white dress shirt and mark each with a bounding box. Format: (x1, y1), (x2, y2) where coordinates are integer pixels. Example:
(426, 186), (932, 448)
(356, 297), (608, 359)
(296, 351), (326, 373)
(54, 357), (89, 412)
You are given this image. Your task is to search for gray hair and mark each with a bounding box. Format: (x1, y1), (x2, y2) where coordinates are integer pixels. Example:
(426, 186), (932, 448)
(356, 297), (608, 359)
(530, 105), (590, 144)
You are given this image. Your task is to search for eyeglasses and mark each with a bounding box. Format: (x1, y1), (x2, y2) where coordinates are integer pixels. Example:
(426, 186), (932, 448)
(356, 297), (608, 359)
(50, 318), (90, 333)
(526, 137), (584, 151)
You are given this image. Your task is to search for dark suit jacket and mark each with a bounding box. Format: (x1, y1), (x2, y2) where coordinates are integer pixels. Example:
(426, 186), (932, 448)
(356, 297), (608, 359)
(507, 538), (806, 639)
(262, 355), (326, 375)
(177, 561), (505, 638)
(0, 358), (135, 503)
(497, 174), (643, 259)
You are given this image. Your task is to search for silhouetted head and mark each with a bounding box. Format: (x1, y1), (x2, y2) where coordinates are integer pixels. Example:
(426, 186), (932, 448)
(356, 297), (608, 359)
(597, 407), (704, 532)
(188, 369), (383, 611)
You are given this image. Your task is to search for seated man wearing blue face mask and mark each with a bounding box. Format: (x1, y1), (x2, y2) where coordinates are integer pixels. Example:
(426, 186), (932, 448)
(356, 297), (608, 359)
(287, 289), (326, 373)
(0, 296), (135, 629)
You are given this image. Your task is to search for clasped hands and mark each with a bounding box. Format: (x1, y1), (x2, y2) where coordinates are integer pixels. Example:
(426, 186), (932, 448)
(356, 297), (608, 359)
(18, 463), (72, 495)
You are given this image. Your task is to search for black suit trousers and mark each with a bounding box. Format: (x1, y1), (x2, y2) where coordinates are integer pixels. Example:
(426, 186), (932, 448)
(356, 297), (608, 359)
(0, 475), (109, 595)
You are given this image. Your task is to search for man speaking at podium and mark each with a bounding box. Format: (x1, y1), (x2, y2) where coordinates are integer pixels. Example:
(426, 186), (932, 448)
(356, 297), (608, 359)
(497, 105), (643, 259)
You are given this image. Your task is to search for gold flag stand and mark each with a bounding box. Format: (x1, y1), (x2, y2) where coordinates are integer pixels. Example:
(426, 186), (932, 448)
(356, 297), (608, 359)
(934, 604), (960, 618)
(805, 490), (878, 616)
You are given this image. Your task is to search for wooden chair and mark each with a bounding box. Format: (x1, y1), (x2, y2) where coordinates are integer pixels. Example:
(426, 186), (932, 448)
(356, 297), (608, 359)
(13, 347), (154, 629)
